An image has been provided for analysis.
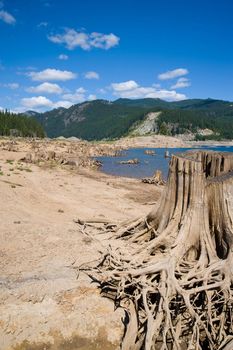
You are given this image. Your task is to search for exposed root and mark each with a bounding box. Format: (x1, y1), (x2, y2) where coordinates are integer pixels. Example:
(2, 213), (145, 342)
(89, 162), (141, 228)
(80, 151), (233, 350)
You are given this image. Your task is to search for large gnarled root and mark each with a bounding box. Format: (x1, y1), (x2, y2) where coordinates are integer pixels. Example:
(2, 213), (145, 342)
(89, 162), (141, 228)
(83, 151), (233, 350)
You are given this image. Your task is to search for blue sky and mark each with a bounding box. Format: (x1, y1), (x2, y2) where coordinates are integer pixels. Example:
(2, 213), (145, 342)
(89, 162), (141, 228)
(0, 0), (233, 112)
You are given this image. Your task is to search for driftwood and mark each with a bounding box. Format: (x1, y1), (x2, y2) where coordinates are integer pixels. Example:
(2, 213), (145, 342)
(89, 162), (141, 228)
(84, 151), (233, 350)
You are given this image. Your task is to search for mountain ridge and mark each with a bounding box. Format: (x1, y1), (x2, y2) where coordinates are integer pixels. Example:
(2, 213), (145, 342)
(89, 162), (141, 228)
(28, 98), (233, 140)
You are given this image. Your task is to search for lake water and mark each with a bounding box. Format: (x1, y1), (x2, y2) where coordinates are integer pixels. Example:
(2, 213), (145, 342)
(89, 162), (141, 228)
(96, 145), (233, 179)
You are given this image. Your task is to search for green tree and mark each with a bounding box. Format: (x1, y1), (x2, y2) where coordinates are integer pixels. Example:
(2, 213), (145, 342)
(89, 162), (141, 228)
(159, 122), (170, 135)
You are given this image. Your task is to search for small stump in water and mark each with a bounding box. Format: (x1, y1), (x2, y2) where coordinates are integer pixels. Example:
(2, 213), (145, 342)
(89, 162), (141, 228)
(142, 169), (165, 185)
(144, 150), (156, 156)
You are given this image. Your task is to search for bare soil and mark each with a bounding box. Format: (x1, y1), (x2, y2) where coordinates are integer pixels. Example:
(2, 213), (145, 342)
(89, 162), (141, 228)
(0, 138), (162, 350)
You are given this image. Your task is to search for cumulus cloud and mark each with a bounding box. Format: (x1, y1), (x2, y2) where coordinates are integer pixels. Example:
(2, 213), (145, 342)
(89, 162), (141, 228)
(111, 80), (139, 91)
(171, 77), (191, 89)
(48, 28), (120, 50)
(21, 96), (53, 109)
(111, 80), (186, 101)
(0, 9), (16, 24)
(20, 95), (73, 111)
(58, 54), (69, 60)
(26, 82), (63, 94)
(158, 68), (189, 80)
(62, 87), (86, 103)
(28, 68), (76, 81)
(85, 71), (99, 80)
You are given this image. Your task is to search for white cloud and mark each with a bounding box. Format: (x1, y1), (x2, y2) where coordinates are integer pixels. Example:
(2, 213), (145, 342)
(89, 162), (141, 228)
(2, 83), (19, 89)
(90, 32), (119, 50)
(85, 71), (99, 80)
(88, 94), (97, 100)
(111, 80), (139, 92)
(48, 28), (120, 50)
(62, 87), (86, 103)
(111, 80), (186, 101)
(171, 77), (191, 89)
(26, 82), (63, 94)
(20, 95), (73, 111)
(28, 68), (77, 81)
(0, 10), (16, 24)
(158, 68), (189, 80)
(21, 96), (53, 109)
(58, 54), (69, 60)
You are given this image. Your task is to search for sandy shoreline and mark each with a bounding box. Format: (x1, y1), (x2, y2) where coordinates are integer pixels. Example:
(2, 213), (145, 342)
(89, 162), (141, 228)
(103, 135), (233, 150)
(0, 138), (162, 350)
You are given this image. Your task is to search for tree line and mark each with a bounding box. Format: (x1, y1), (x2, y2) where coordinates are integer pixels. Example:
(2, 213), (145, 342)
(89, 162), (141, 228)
(0, 110), (45, 138)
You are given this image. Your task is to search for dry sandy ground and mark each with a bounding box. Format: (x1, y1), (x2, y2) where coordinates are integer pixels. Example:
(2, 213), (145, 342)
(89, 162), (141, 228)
(0, 142), (161, 350)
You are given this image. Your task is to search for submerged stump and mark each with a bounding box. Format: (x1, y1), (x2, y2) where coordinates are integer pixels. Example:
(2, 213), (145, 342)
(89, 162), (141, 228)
(88, 151), (233, 350)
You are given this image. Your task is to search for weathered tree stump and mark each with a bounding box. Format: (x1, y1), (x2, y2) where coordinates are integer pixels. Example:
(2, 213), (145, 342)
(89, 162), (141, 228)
(142, 170), (165, 185)
(88, 151), (233, 350)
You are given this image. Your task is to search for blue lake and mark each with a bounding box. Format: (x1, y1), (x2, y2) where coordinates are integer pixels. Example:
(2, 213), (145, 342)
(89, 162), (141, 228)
(96, 145), (233, 179)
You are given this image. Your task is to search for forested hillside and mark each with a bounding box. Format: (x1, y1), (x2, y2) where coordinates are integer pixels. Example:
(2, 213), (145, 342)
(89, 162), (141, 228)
(0, 110), (45, 138)
(31, 98), (233, 140)
(36, 100), (148, 140)
(158, 107), (233, 139)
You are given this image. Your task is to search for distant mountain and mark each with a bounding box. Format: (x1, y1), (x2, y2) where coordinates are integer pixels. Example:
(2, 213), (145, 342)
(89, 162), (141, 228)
(113, 98), (171, 109)
(33, 98), (233, 140)
(171, 98), (231, 110)
(23, 110), (41, 117)
(114, 97), (231, 110)
(35, 100), (147, 140)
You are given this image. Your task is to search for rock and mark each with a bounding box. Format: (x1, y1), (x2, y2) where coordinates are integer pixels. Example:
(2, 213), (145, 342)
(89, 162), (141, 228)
(119, 158), (139, 165)
(144, 149), (156, 155)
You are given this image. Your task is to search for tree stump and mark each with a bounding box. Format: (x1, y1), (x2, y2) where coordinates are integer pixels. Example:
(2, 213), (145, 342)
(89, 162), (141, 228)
(88, 151), (233, 350)
(142, 170), (165, 185)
